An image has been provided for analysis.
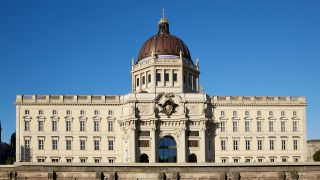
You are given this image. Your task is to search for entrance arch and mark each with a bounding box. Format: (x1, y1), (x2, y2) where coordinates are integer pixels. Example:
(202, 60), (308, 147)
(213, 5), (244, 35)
(139, 153), (149, 163)
(188, 153), (197, 163)
(158, 136), (177, 163)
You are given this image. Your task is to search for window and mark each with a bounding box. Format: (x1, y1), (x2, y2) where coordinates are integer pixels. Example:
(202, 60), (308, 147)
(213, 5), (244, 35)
(233, 111), (237, 116)
(39, 110), (43, 115)
(37, 158), (45, 162)
(293, 140), (298, 150)
(245, 158), (251, 163)
(257, 140), (263, 150)
(38, 121), (44, 131)
(293, 111), (297, 116)
(108, 140), (114, 150)
(183, 74), (186, 84)
(80, 158), (86, 163)
(221, 158), (227, 163)
(269, 121), (274, 132)
(66, 120), (71, 131)
(233, 140), (238, 150)
(80, 121), (86, 131)
(138, 140), (150, 147)
(38, 139), (44, 150)
(188, 76), (191, 85)
(270, 158), (275, 162)
(233, 158), (239, 163)
(257, 121), (262, 132)
(94, 140), (100, 150)
(221, 140), (226, 150)
(136, 78), (140, 86)
(164, 72), (169, 82)
(94, 158), (101, 163)
(108, 158), (115, 163)
(282, 157), (287, 162)
(66, 158), (72, 163)
(80, 140), (86, 150)
(25, 110), (30, 115)
(281, 121), (286, 132)
(24, 139), (30, 148)
(258, 158), (263, 162)
(232, 121), (238, 132)
(66, 110), (71, 115)
(220, 121), (225, 132)
(24, 120), (30, 131)
(281, 111), (285, 116)
(94, 110), (99, 115)
(94, 121), (100, 132)
(245, 111), (249, 116)
(245, 140), (251, 150)
(52, 120), (58, 131)
(51, 158), (59, 163)
(173, 73), (177, 82)
(66, 140), (72, 150)
(80, 110), (85, 115)
(257, 111), (261, 116)
(148, 74), (151, 83)
(52, 139), (58, 150)
(108, 110), (113, 116)
(294, 157), (299, 162)
(221, 111), (225, 116)
(245, 121), (250, 132)
(156, 73), (161, 81)
(293, 121), (298, 132)
(142, 76), (145, 84)
(281, 140), (286, 150)
(52, 110), (57, 115)
(269, 111), (273, 116)
(269, 140), (274, 150)
(108, 121), (113, 131)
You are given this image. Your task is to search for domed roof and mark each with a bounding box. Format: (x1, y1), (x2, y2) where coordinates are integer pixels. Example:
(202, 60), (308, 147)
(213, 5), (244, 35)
(137, 17), (192, 63)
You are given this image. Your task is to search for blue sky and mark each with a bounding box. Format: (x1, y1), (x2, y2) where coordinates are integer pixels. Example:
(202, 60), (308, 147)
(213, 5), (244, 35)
(0, 1), (319, 143)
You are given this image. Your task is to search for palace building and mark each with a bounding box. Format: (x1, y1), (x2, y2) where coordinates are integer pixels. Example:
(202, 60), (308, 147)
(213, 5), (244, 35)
(15, 16), (307, 164)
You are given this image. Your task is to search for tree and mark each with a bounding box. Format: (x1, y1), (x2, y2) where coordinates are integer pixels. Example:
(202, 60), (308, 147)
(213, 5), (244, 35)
(313, 149), (320, 161)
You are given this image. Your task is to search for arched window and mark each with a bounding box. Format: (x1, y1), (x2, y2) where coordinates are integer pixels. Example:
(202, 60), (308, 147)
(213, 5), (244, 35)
(139, 154), (149, 163)
(52, 110), (57, 115)
(80, 110), (85, 115)
(66, 110), (71, 115)
(39, 110), (43, 115)
(94, 110), (99, 115)
(159, 136), (177, 163)
(188, 153), (197, 163)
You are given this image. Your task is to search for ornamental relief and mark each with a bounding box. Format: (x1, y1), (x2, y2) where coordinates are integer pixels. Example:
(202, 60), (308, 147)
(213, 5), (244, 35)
(187, 105), (200, 115)
(138, 105), (150, 115)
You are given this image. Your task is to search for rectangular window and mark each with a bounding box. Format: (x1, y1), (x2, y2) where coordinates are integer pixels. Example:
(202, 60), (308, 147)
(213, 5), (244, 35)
(51, 158), (59, 163)
(66, 158), (72, 163)
(52, 121), (57, 132)
(138, 140), (150, 147)
(24, 121), (30, 131)
(293, 121), (298, 132)
(282, 157), (287, 162)
(38, 121), (44, 131)
(221, 158), (227, 163)
(293, 111), (297, 116)
(164, 73), (169, 81)
(233, 158), (239, 163)
(269, 140), (274, 150)
(245, 121), (250, 132)
(24, 139), (30, 148)
(294, 157), (299, 162)
(66, 140), (72, 150)
(80, 158), (86, 163)
(257, 111), (262, 116)
(269, 121), (274, 132)
(233, 140), (238, 150)
(94, 140), (100, 150)
(221, 111), (225, 116)
(108, 140), (114, 150)
(269, 111), (273, 116)
(257, 121), (262, 132)
(80, 121), (86, 131)
(148, 74), (151, 83)
(80, 140), (86, 150)
(293, 140), (298, 150)
(281, 111), (285, 116)
(220, 121), (226, 132)
(281, 121), (286, 132)
(66, 121), (71, 132)
(108, 158), (115, 163)
(156, 73), (161, 81)
(136, 78), (139, 86)
(258, 158), (263, 162)
(245, 111), (249, 116)
(37, 158), (45, 162)
(188, 140), (199, 147)
(173, 73), (177, 82)
(142, 76), (145, 84)
(221, 140), (226, 150)
(258, 140), (263, 150)
(245, 140), (251, 150)
(245, 158), (251, 163)
(108, 121), (113, 131)
(233, 111), (237, 116)
(270, 158), (275, 162)
(94, 158), (100, 163)
(52, 139), (58, 150)
(38, 139), (44, 150)
(233, 121), (238, 132)
(281, 140), (286, 150)
(94, 121), (100, 132)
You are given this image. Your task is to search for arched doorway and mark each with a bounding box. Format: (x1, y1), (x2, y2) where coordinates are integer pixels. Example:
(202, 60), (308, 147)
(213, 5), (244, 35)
(188, 153), (197, 163)
(158, 136), (177, 163)
(139, 153), (149, 163)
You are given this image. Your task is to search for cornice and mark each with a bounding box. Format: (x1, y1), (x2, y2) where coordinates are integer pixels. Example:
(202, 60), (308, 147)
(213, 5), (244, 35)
(16, 103), (124, 106)
(214, 103), (306, 107)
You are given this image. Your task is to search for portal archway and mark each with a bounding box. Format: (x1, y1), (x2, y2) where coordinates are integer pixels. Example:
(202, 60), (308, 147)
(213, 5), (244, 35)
(158, 136), (177, 163)
(188, 153), (197, 163)
(139, 153), (149, 163)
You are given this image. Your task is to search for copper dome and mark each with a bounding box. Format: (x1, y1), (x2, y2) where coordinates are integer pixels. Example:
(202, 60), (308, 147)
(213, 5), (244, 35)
(137, 17), (192, 63)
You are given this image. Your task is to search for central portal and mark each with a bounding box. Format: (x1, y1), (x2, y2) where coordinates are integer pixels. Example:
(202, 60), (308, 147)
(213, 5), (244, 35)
(158, 136), (177, 163)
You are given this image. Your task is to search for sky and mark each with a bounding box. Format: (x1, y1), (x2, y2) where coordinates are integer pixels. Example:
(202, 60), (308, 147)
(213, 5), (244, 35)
(0, 0), (319, 143)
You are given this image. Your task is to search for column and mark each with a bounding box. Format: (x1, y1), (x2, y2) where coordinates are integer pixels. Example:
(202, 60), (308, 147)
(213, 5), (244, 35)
(150, 127), (156, 163)
(129, 127), (136, 163)
(178, 128), (186, 163)
(199, 127), (206, 162)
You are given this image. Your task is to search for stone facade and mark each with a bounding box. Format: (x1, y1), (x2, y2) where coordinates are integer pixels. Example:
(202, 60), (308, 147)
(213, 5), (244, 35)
(307, 139), (320, 161)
